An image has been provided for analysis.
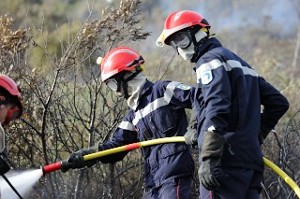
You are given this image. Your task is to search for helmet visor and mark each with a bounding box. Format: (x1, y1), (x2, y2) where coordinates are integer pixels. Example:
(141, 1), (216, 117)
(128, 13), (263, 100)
(169, 31), (191, 49)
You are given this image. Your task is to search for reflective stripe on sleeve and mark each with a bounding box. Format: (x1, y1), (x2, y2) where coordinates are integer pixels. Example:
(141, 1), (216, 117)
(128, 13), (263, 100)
(118, 121), (135, 131)
(132, 81), (181, 125)
(196, 59), (258, 83)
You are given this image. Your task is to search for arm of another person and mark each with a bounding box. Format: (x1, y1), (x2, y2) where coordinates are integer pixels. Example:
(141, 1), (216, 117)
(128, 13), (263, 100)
(161, 80), (195, 108)
(160, 81), (197, 143)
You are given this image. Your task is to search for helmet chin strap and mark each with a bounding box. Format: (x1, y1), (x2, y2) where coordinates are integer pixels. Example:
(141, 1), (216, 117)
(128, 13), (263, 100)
(116, 69), (142, 99)
(189, 28), (209, 62)
(120, 81), (130, 99)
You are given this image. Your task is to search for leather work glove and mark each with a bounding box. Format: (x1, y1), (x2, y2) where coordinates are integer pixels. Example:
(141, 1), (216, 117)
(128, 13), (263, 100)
(61, 145), (98, 173)
(199, 130), (225, 190)
(184, 111), (198, 146)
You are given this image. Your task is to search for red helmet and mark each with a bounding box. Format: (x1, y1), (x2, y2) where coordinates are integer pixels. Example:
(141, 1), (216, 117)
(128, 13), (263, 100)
(99, 46), (144, 82)
(0, 75), (23, 124)
(0, 75), (22, 98)
(159, 10), (210, 46)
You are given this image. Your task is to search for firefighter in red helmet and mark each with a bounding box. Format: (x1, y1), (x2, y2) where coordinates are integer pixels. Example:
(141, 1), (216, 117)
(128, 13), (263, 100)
(0, 75), (23, 125)
(63, 46), (196, 198)
(0, 74), (23, 175)
(158, 10), (289, 199)
(156, 10), (210, 62)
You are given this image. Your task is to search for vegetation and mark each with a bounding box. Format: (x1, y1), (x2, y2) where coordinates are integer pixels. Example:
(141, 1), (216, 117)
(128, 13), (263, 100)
(0, 0), (299, 198)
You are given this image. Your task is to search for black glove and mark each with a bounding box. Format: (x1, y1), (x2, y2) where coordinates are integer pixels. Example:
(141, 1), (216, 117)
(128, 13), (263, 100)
(184, 111), (198, 145)
(61, 145), (98, 173)
(199, 130), (225, 190)
(199, 158), (220, 190)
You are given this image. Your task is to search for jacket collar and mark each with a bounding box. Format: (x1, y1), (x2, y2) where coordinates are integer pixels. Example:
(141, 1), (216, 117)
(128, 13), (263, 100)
(130, 80), (153, 111)
(192, 37), (223, 63)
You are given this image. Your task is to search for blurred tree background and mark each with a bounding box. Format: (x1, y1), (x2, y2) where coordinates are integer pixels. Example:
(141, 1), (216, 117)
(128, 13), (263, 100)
(0, 0), (299, 198)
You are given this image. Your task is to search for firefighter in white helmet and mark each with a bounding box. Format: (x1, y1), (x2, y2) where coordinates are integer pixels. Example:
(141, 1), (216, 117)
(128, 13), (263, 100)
(63, 46), (197, 198)
(158, 10), (289, 199)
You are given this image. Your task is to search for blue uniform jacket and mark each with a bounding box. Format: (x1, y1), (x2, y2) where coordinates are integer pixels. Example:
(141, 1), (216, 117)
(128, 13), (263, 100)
(194, 38), (289, 172)
(99, 80), (195, 188)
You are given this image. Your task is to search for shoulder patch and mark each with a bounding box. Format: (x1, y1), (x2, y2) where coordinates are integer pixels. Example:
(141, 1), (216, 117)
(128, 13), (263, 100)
(201, 70), (213, 85)
(176, 83), (191, 90)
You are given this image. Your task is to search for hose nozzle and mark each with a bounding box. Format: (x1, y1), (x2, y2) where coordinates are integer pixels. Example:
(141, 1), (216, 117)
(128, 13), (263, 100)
(42, 160), (70, 175)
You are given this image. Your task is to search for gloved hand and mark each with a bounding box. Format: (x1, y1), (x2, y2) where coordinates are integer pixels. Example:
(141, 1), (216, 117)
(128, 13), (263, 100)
(199, 130), (225, 190)
(199, 158), (219, 190)
(184, 111), (198, 145)
(61, 145), (98, 173)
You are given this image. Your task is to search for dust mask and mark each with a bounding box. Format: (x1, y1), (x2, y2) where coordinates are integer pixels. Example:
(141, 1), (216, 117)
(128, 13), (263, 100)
(126, 73), (147, 109)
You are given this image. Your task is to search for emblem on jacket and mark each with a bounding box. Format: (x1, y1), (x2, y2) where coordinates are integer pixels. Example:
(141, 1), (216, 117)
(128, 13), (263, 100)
(201, 70), (213, 84)
(176, 83), (191, 90)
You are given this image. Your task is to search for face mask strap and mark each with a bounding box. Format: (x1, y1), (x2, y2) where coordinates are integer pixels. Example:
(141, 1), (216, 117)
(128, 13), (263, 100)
(120, 81), (130, 99)
(110, 76), (129, 99)
(189, 27), (209, 62)
(170, 41), (179, 54)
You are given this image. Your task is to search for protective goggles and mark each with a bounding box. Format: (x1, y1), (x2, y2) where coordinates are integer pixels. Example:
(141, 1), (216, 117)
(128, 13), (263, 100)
(169, 31), (192, 49)
(106, 78), (119, 92)
(105, 71), (137, 92)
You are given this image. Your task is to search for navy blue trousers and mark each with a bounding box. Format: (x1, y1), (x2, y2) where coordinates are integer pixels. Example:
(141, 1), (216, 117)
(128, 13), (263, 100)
(199, 167), (263, 199)
(143, 176), (192, 199)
